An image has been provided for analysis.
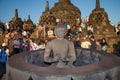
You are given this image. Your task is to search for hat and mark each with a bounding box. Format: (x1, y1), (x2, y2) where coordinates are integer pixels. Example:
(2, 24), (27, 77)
(2, 43), (7, 47)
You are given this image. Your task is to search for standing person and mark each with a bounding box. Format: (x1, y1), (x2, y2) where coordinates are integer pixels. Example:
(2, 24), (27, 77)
(12, 34), (21, 55)
(21, 36), (29, 52)
(22, 29), (27, 37)
(66, 24), (71, 37)
(73, 37), (81, 49)
(81, 19), (86, 29)
(90, 36), (97, 50)
(87, 24), (94, 37)
(0, 43), (10, 77)
(101, 38), (108, 52)
(5, 23), (10, 32)
(70, 26), (77, 38)
(96, 39), (102, 51)
(63, 22), (68, 28)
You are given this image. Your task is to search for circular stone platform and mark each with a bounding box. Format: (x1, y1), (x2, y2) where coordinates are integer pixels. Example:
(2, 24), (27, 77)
(6, 49), (120, 80)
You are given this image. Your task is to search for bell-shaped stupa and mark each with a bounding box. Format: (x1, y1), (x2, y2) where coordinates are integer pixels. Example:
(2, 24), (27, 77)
(39, 0), (81, 27)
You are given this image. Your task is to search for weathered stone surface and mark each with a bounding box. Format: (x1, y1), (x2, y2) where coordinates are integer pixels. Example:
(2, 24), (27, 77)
(39, 0), (81, 27)
(44, 24), (76, 68)
(23, 15), (36, 33)
(6, 49), (120, 80)
(89, 0), (120, 53)
(9, 9), (23, 31)
(0, 21), (4, 35)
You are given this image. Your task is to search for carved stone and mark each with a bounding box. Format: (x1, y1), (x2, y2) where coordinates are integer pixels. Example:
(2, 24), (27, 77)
(9, 9), (23, 31)
(89, 0), (119, 53)
(39, 0), (81, 27)
(6, 49), (120, 80)
(0, 21), (4, 35)
(44, 23), (76, 68)
(23, 15), (36, 33)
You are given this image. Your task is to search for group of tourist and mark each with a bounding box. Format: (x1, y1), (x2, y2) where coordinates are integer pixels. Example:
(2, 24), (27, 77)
(0, 20), (119, 78)
(80, 36), (108, 51)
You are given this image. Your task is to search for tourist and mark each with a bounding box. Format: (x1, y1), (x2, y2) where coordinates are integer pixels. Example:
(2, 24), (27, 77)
(37, 40), (46, 49)
(101, 38), (108, 52)
(63, 21), (68, 28)
(0, 43), (10, 76)
(73, 37), (81, 49)
(56, 18), (60, 23)
(22, 29), (27, 37)
(66, 24), (71, 37)
(90, 36), (97, 50)
(81, 18), (86, 29)
(81, 37), (91, 49)
(81, 22), (86, 29)
(116, 22), (120, 36)
(85, 16), (89, 23)
(87, 24), (94, 37)
(78, 26), (82, 34)
(96, 39), (102, 51)
(29, 38), (38, 51)
(5, 22), (10, 32)
(75, 26), (82, 37)
(47, 28), (54, 39)
(12, 34), (21, 54)
(21, 36), (29, 52)
(3, 34), (10, 46)
(70, 26), (78, 38)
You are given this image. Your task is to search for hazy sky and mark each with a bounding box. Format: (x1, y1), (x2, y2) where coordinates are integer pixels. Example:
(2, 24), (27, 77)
(0, 0), (120, 26)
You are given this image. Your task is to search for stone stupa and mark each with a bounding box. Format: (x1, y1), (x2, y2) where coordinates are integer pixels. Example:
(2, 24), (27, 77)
(23, 15), (36, 33)
(9, 9), (23, 31)
(89, 0), (119, 53)
(39, 0), (81, 28)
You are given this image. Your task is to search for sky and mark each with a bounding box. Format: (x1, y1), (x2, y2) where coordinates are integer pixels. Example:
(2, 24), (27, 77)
(0, 0), (120, 26)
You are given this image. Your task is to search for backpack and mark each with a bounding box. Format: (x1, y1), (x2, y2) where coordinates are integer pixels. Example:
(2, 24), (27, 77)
(101, 45), (108, 51)
(0, 49), (7, 62)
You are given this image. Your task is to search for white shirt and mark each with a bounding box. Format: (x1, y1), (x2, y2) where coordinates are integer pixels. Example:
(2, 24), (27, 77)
(81, 41), (91, 49)
(37, 44), (45, 49)
(67, 25), (71, 29)
(47, 30), (54, 36)
(22, 31), (27, 36)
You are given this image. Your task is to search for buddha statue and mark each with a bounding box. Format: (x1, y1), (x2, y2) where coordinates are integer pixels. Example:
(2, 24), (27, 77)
(44, 23), (76, 68)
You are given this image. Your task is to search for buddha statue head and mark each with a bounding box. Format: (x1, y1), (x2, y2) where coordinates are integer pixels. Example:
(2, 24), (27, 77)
(54, 23), (66, 38)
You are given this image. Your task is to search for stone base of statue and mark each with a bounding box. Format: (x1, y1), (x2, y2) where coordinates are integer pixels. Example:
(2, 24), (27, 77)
(6, 49), (120, 80)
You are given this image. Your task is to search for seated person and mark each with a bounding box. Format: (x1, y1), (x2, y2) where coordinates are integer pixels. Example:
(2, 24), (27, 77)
(44, 23), (76, 68)
(47, 28), (55, 39)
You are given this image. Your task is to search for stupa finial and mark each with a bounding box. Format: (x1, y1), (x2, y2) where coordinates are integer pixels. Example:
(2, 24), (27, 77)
(15, 9), (18, 19)
(45, 1), (49, 12)
(96, 0), (100, 9)
(59, 0), (71, 3)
